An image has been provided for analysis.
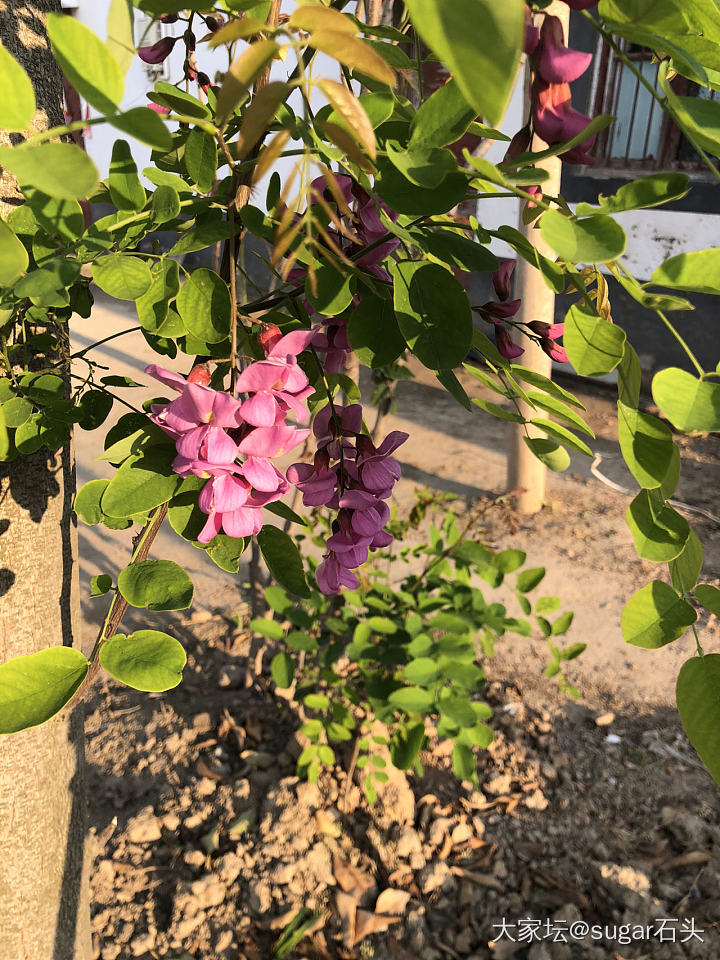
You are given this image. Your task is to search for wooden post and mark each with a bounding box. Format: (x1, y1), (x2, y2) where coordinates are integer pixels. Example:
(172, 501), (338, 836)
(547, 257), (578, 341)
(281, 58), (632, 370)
(507, 2), (569, 514)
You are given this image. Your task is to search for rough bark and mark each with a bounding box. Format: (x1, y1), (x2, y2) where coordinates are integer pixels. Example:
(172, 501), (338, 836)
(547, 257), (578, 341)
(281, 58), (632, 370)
(0, 3), (91, 959)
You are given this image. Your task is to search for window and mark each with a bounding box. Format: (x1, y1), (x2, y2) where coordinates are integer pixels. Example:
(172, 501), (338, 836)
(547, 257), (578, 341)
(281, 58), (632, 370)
(588, 37), (718, 173)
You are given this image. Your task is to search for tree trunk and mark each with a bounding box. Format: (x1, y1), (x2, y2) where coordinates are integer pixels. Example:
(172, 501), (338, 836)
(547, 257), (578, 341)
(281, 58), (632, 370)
(0, 3), (91, 959)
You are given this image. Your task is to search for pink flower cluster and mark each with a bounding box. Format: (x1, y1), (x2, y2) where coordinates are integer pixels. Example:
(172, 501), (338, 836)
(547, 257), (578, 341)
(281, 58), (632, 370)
(146, 329), (315, 543)
(531, 14), (596, 165)
(481, 260), (567, 363)
(287, 405), (408, 594)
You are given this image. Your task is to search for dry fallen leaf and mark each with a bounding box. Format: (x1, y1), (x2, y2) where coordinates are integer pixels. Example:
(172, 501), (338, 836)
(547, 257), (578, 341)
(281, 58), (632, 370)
(352, 909), (401, 946)
(450, 866), (504, 892)
(375, 888), (411, 915)
(333, 856), (376, 901)
(660, 850), (711, 870)
(334, 890), (357, 948)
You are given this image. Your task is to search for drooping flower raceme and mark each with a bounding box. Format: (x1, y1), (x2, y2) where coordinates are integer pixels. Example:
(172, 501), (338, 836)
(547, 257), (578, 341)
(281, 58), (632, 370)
(531, 14), (596, 165)
(287, 404), (408, 594)
(146, 329), (315, 544)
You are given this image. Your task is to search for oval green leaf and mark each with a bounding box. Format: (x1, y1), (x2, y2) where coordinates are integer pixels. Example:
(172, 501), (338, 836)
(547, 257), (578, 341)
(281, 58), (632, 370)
(0, 42), (35, 131)
(540, 210), (626, 263)
(677, 654), (720, 786)
(651, 368), (720, 434)
(117, 559), (194, 611)
(99, 630), (186, 692)
(177, 268), (231, 343)
(0, 647), (88, 734)
(47, 12), (124, 114)
(270, 652), (294, 689)
(92, 254), (152, 300)
(0, 218), (29, 287)
(388, 685), (434, 713)
(391, 259), (472, 369)
(404, 0), (524, 126)
(626, 489), (690, 562)
(564, 303), (626, 377)
(257, 525), (309, 598)
(0, 143), (99, 199)
(621, 580), (696, 648)
(651, 248), (720, 295)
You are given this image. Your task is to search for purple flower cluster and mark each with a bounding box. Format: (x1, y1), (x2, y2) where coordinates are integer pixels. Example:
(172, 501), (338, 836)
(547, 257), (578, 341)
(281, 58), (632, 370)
(531, 14), (596, 165)
(290, 175), (400, 374)
(479, 260), (568, 363)
(287, 404), (408, 594)
(146, 329), (315, 543)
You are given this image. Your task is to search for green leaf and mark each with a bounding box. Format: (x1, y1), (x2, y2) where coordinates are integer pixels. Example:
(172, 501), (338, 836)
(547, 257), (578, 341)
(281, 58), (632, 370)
(99, 630), (186, 692)
(0, 42), (35, 131)
(0, 218), (28, 286)
(287, 631), (317, 652)
(92, 254), (152, 300)
(452, 743), (476, 781)
(117, 559), (193, 611)
(390, 721), (425, 769)
(677, 654), (720, 787)
(695, 583), (720, 616)
(257, 525), (309, 598)
(404, 657), (440, 685)
(368, 616), (398, 634)
(509, 365), (586, 409)
(0, 405), (7, 460)
(438, 695), (476, 727)
(552, 610), (574, 636)
(108, 140), (146, 210)
(516, 566), (546, 593)
(495, 549), (526, 573)
(136, 259), (180, 333)
(404, 0), (524, 126)
(575, 173), (690, 216)
(530, 419), (592, 457)
(0, 143), (99, 199)
(250, 617), (284, 640)
(47, 12), (124, 114)
(106, 0), (135, 75)
(540, 210), (626, 263)
(374, 156), (468, 216)
(651, 248), (720, 295)
(75, 478), (111, 526)
(525, 391), (594, 437)
(564, 303), (626, 377)
(670, 529), (704, 593)
(14, 257), (80, 307)
(108, 107), (172, 151)
(271, 652), (294, 688)
(409, 227), (498, 274)
(177, 268), (231, 344)
(386, 142), (457, 189)
(184, 128), (217, 192)
(388, 685), (434, 713)
(617, 403), (676, 489)
(205, 533), (248, 572)
(305, 261), (354, 317)
(0, 647), (88, 734)
(151, 184), (181, 225)
(652, 368), (720, 433)
(621, 580), (696, 648)
(523, 436), (571, 472)
(409, 78), (476, 148)
(669, 95), (720, 158)
(102, 448), (182, 517)
(347, 296), (406, 367)
(627, 490), (690, 562)
(90, 574), (113, 598)
(24, 188), (84, 242)
(391, 260), (472, 370)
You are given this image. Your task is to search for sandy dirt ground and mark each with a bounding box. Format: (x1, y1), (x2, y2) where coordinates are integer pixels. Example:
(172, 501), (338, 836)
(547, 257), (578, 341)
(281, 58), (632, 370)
(74, 294), (720, 960)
